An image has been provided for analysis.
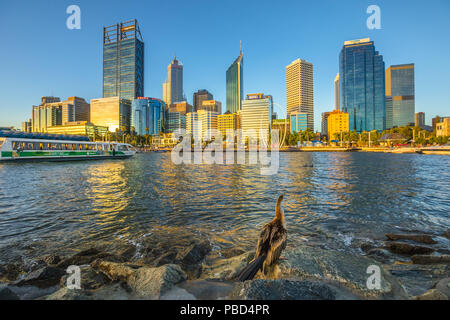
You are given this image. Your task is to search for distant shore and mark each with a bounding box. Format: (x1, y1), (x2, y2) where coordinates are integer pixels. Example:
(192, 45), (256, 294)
(138, 146), (450, 155)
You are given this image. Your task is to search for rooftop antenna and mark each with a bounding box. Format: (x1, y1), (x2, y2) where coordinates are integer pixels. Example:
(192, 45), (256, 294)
(240, 40), (242, 54)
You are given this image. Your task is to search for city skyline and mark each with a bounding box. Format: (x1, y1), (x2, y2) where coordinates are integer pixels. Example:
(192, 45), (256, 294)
(1, 0), (449, 130)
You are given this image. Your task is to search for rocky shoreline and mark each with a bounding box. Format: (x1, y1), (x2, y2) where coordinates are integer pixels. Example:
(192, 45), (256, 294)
(1, 229), (449, 300)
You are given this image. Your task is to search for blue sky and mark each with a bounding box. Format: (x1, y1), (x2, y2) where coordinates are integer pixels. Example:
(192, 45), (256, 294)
(0, 0), (449, 131)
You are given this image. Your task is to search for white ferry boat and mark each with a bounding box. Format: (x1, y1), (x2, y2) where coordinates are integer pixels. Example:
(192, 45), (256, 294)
(0, 131), (136, 162)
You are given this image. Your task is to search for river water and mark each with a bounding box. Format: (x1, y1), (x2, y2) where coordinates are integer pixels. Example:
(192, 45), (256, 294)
(0, 152), (449, 268)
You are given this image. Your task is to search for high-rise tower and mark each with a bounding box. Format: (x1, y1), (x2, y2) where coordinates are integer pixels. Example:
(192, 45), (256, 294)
(103, 20), (144, 101)
(339, 38), (385, 132)
(226, 43), (244, 114)
(385, 64), (415, 128)
(286, 59), (314, 130)
(163, 55), (184, 105)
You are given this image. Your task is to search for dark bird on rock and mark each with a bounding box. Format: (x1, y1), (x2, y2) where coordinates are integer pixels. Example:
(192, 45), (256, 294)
(238, 195), (287, 281)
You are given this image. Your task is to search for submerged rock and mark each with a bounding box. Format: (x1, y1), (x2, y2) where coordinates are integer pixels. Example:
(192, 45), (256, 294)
(14, 266), (65, 288)
(56, 248), (125, 269)
(385, 242), (435, 255)
(91, 260), (186, 299)
(220, 247), (246, 259)
(411, 255), (450, 265)
(386, 264), (449, 297)
(201, 251), (253, 281)
(229, 279), (336, 300)
(366, 248), (396, 264)
(385, 234), (437, 245)
(280, 246), (406, 298)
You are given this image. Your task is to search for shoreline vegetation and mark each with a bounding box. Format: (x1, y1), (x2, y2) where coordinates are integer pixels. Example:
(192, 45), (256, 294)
(137, 146), (450, 155)
(1, 228), (449, 300)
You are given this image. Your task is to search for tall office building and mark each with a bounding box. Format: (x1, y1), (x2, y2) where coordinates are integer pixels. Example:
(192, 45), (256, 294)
(340, 38), (385, 132)
(131, 97), (166, 136)
(385, 96), (393, 129)
(290, 112), (308, 134)
(327, 110), (349, 142)
(385, 64), (415, 128)
(90, 97), (131, 133)
(334, 73), (340, 110)
(186, 109), (219, 141)
(32, 97), (61, 132)
(103, 20), (144, 101)
(168, 101), (193, 115)
(166, 112), (186, 133)
(22, 119), (32, 133)
(198, 100), (222, 114)
(32, 96), (90, 133)
(226, 46), (244, 114)
(217, 111), (240, 137)
(415, 112), (425, 128)
(321, 112), (332, 136)
(61, 96), (90, 124)
(240, 93), (273, 141)
(163, 55), (184, 105)
(286, 59), (314, 130)
(193, 89), (213, 111)
(47, 122), (108, 140)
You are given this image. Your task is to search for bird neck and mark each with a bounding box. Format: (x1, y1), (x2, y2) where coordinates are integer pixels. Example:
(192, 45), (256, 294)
(275, 200), (285, 227)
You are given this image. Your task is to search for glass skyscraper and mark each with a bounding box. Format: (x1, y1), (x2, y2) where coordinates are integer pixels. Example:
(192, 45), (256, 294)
(385, 64), (415, 128)
(339, 38), (385, 132)
(166, 112), (186, 133)
(131, 97), (166, 136)
(226, 48), (244, 114)
(162, 56), (184, 105)
(103, 20), (144, 101)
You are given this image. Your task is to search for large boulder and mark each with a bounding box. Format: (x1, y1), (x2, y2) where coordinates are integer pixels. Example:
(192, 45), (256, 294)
(386, 263), (449, 297)
(91, 260), (186, 299)
(59, 265), (111, 290)
(200, 251), (253, 281)
(14, 266), (66, 288)
(229, 279), (336, 300)
(385, 242), (434, 255)
(280, 246), (406, 298)
(385, 234), (437, 245)
(175, 241), (211, 278)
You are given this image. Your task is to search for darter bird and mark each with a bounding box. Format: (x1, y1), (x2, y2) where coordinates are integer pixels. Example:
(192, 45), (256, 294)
(238, 195), (287, 281)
